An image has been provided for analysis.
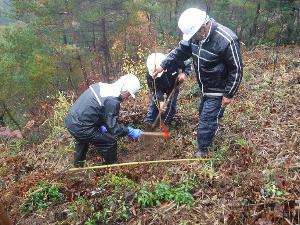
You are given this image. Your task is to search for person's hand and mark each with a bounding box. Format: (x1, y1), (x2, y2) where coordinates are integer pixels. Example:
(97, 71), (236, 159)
(99, 125), (107, 133)
(159, 101), (166, 112)
(222, 97), (232, 106)
(177, 73), (187, 84)
(127, 126), (143, 140)
(152, 65), (164, 78)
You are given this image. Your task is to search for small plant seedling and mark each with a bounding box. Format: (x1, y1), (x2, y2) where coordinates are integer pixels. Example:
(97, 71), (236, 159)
(20, 182), (63, 213)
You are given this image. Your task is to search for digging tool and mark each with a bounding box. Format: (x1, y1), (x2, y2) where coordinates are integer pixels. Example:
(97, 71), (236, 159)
(142, 131), (169, 139)
(143, 122), (170, 139)
(142, 131), (165, 136)
(151, 82), (179, 130)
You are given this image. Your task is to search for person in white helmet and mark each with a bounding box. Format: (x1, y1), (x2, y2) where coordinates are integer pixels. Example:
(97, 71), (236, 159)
(145, 52), (192, 128)
(153, 8), (243, 157)
(65, 74), (143, 167)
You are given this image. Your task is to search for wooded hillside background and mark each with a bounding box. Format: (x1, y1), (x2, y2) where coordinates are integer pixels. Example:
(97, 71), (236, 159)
(1, 1), (300, 224)
(0, 0), (299, 127)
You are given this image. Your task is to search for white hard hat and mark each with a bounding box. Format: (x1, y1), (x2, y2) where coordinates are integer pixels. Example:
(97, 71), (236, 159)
(146, 53), (166, 78)
(178, 8), (207, 41)
(120, 74), (140, 98)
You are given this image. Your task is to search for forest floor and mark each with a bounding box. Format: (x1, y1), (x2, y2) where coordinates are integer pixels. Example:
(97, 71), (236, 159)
(0, 45), (299, 225)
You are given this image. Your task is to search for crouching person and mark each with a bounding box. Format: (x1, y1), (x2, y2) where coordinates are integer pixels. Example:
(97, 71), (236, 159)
(65, 74), (143, 167)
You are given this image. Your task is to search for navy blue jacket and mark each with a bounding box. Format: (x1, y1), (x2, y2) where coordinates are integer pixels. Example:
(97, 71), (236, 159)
(147, 59), (192, 101)
(161, 19), (243, 98)
(65, 83), (128, 139)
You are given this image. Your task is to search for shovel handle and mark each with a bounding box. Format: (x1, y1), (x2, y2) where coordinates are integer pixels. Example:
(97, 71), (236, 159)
(142, 131), (164, 136)
(151, 84), (178, 130)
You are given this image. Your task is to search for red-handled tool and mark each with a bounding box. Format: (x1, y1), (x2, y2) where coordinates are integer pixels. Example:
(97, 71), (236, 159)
(142, 123), (170, 140)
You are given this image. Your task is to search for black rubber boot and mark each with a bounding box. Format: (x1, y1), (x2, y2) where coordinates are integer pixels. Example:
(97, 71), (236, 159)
(194, 148), (208, 158)
(74, 142), (89, 167)
(98, 142), (117, 165)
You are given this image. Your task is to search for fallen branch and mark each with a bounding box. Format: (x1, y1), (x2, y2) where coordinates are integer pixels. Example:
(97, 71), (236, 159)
(68, 158), (213, 172)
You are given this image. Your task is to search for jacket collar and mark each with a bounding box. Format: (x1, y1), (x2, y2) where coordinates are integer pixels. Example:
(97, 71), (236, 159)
(202, 18), (217, 43)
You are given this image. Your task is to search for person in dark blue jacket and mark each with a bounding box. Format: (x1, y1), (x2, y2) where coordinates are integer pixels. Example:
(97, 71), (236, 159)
(145, 52), (192, 128)
(153, 8), (243, 157)
(65, 74), (143, 167)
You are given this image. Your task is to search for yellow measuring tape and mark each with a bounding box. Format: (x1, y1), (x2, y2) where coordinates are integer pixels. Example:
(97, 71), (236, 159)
(68, 158), (213, 172)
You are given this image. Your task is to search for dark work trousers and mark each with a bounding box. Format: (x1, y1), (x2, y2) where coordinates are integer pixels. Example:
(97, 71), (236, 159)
(197, 96), (225, 152)
(71, 131), (117, 167)
(145, 86), (179, 127)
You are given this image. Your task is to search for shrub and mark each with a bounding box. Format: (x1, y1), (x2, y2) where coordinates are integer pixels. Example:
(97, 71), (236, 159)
(137, 180), (195, 208)
(21, 182), (63, 213)
(97, 174), (137, 190)
(85, 191), (131, 225)
(261, 169), (289, 198)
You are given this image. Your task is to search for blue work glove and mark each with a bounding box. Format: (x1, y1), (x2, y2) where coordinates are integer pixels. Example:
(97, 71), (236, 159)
(127, 126), (143, 140)
(99, 125), (107, 133)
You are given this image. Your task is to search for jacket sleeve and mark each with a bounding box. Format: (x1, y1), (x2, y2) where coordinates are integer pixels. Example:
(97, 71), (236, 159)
(104, 98), (128, 138)
(223, 39), (243, 98)
(182, 58), (192, 75)
(161, 40), (192, 70)
(146, 71), (164, 102)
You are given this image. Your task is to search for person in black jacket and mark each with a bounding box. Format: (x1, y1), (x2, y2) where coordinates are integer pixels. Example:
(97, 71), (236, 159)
(145, 53), (192, 129)
(65, 74), (143, 167)
(153, 8), (243, 157)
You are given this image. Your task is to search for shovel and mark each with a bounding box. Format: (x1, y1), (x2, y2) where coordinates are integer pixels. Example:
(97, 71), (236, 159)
(151, 83), (179, 130)
(143, 123), (170, 140)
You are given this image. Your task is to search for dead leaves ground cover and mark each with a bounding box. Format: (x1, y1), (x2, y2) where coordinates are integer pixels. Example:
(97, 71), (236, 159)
(0, 45), (299, 225)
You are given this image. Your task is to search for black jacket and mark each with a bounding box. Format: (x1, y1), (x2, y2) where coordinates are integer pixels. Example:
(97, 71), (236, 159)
(65, 83), (128, 139)
(161, 19), (243, 98)
(147, 59), (192, 101)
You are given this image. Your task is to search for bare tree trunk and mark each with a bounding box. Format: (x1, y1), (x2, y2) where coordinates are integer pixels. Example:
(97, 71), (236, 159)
(0, 115), (5, 126)
(262, 16), (269, 40)
(77, 55), (90, 87)
(92, 27), (96, 50)
(285, 5), (299, 43)
(90, 61), (96, 77)
(101, 18), (112, 81)
(67, 62), (78, 96)
(230, 8), (234, 22)
(169, 2), (172, 25)
(175, 0), (180, 19)
(297, 6), (300, 27)
(271, 35), (281, 81)
(0, 105), (5, 126)
(63, 33), (68, 44)
(286, 26), (293, 43)
(251, 2), (260, 42)
(1, 102), (21, 130)
(95, 53), (105, 82)
(158, 18), (165, 40)
(175, 0), (181, 40)
(64, 0), (90, 87)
